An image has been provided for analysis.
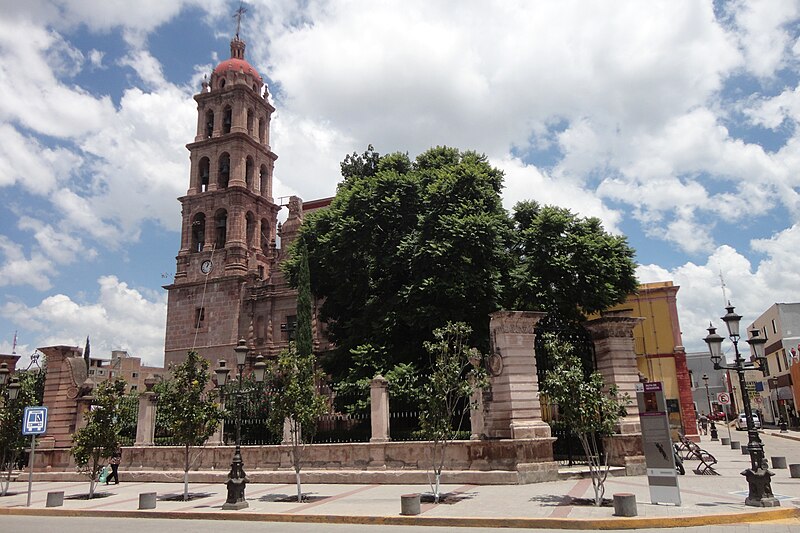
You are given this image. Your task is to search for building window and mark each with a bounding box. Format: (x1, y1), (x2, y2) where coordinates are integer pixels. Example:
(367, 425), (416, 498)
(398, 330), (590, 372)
(195, 307), (205, 329)
(222, 105), (232, 134)
(205, 110), (214, 139)
(131, 385), (138, 392)
(132, 372), (139, 379)
(772, 319), (777, 334)
(215, 210), (228, 249)
(191, 213), (206, 252)
(89, 369), (95, 375)
(281, 315), (297, 341)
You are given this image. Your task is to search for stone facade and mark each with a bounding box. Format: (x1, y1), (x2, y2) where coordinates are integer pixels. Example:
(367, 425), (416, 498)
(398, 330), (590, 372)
(163, 37), (331, 371)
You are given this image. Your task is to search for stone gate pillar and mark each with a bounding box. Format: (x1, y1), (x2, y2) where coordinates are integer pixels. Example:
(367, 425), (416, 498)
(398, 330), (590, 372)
(134, 378), (157, 446)
(370, 375), (390, 443)
(484, 311), (550, 439)
(584, 310), (645, 473)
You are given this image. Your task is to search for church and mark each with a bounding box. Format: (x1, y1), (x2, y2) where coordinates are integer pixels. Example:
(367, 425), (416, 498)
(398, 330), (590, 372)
(162, 34), (331, 371)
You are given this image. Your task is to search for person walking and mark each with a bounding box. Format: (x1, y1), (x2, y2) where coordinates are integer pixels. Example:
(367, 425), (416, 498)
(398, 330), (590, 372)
(699, 412), (709, 436)
(106, 449), (121, 485)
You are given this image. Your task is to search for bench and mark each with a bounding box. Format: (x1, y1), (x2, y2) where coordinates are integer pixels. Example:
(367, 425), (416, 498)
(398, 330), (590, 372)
(675, 434), (704, 461)
(693, 449), (718, 475)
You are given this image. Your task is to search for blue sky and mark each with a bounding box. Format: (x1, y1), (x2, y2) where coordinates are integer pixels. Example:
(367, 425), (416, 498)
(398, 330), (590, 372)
(2, 0), (800, 367)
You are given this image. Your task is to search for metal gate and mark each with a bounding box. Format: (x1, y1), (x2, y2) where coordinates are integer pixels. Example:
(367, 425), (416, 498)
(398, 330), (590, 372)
(534, 313), (603, 466)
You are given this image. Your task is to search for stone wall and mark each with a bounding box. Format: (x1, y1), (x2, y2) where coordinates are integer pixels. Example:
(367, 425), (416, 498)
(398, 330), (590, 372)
(32, 439), (558, 484)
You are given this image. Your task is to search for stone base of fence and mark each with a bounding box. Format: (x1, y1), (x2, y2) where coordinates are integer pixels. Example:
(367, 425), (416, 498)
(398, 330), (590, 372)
(27, 438), (562, 485)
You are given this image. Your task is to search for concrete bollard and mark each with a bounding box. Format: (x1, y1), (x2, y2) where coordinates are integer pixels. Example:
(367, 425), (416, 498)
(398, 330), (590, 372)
(138, 492), (158, 510)
(731, 441), (740, 449)
(613, 493), (637, 517)
(46, 491), (64, 507)
(789, 464), (800, 478)
(721, 437), (730, 445)
(400, 493), (421, 516)
(772, 456), (787, 469)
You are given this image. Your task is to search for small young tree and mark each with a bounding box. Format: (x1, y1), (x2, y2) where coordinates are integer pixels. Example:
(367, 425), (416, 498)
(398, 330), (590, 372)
(71, 378), (126, 498)
(157, 351), (224, 501)
(540, 334), (629, 506)
(269, 238), (326, 503)
(419, 322), (486, 503)
(0, 369), (45, 496)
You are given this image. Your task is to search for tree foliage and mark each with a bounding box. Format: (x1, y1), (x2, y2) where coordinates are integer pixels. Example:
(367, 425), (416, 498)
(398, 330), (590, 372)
(507, 201), (638, 321)
(0, 368), (45, 496)
(540, 334), (629, 506)
(286, 145), (511, 389)
(157, 350), (224, 501)
(71, 378), (126, 498)
(419, 322), (486, 502)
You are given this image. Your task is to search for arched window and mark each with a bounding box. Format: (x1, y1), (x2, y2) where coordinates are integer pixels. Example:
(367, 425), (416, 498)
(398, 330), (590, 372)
(259, 165), (268, 196)
(258, 117), (266, 144)
(222, 105), (232, 134)
(214, 209), (228, 249)
(260, 218), (270, 251)
(253, 83), (258, 93)
(219, 78), (226, 89)
(191, 213), (206, 252)
(218, 153), (230, 188)
(245, 157), (254, 190)
(198, 157), (210, 192)
(205, 110), (214, 138)
(247, 108), (254, 137)
(246, 212), (255, 249)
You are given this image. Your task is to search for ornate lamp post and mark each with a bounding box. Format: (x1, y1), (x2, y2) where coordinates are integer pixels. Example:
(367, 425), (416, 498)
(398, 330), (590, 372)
(704, 302), (778, 507)
(215, 339), (252, 510)
(701, 374), (718, 441)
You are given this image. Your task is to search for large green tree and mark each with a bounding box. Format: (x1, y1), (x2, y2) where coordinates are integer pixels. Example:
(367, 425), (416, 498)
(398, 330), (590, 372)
(507, 200), (638, 320)
(287, 145), (511, 386)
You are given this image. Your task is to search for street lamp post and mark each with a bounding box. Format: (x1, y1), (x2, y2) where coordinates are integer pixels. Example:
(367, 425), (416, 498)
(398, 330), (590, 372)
(704, 302), (778, 507)
(215, 339), (252, 510)
(701, 373), (718, 441)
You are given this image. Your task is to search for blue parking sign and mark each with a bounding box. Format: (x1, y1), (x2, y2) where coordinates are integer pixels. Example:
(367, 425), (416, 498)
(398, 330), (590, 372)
(22, 406), (48, 435)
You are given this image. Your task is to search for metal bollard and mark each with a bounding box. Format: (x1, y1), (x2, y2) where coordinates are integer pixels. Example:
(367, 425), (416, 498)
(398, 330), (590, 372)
(730, 441), (740, 449)
(613, 493), (637, 517)
(772, 456), (787, 469)
(721, 437), (730, 445)
(138, 492), (157, 510)
(400, 493), (420, 515)
(45, 491), (64, 507)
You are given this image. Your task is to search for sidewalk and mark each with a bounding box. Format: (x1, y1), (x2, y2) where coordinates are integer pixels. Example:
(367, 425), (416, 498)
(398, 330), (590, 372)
(1, 432), (798, 529)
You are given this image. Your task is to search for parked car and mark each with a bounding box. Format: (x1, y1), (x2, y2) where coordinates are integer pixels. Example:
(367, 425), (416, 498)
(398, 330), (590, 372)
(735, 413), (761, 430)
(709, 411), (726, 421)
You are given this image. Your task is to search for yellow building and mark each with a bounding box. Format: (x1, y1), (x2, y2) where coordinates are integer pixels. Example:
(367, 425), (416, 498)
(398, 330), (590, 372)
(604, 281), (697, 437)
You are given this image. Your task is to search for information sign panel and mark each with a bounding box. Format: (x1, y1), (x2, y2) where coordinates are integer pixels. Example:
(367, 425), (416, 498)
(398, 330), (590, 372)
(22, 406), (48, 435)
(636, 382), (681, 506)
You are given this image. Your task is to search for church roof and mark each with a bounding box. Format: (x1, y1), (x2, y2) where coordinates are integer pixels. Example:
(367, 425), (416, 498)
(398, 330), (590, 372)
(213, 57), (262, 82)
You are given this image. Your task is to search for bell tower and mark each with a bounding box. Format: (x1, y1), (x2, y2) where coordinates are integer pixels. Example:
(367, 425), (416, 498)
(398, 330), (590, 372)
(163, 35), (280, 369)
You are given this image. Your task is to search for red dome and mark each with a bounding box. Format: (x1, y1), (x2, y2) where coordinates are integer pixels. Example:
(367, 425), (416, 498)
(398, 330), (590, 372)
(214, 58), (262, 82)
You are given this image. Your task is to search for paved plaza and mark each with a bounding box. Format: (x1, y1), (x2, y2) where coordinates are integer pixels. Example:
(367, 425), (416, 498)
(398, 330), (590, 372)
(1, 430), (798, 529)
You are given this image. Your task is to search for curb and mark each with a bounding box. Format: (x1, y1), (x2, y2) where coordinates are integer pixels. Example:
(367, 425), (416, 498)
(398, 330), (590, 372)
(1, 505), (798, 529)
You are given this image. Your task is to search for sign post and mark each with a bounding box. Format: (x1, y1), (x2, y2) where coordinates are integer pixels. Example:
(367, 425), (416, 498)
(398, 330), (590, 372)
(22, 406), (48, 507)
(636, 382), (681, 506)
(717, 392), (732, 443)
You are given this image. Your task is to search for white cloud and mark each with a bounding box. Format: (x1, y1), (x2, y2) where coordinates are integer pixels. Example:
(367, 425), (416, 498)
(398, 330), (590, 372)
(0, 275), (167, 366)
(727, 0), (800, 78)
(0, 236), (54, 290)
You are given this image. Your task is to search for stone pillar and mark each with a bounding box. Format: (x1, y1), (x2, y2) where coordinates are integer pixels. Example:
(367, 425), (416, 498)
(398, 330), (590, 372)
(484, 311), (550, 439)
(134, 378), (157, 447)
(370, 375), (390, 443)
(584, 310), (645, 473)
(209, 392), (226, 446)
(38, 346), (87, 449)
(469, 376), (485, 440)
(673, 345), (699, 438)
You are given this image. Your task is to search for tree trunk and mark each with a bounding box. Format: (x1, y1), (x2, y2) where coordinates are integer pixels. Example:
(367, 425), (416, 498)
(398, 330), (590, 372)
(1, 450), (13, 496)
(295, 469), (302, 503)
(183, 444), (190, 501)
